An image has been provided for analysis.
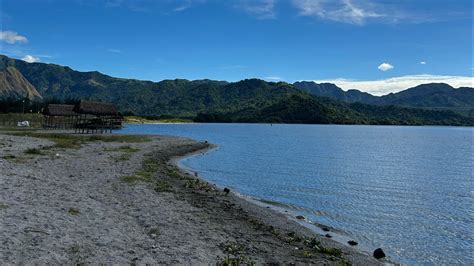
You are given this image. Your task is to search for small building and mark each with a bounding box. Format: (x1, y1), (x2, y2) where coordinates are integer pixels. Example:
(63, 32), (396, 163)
(42, 101), (122, 133)
(42, 104), (77, 129)
(73, 101), (122, 134)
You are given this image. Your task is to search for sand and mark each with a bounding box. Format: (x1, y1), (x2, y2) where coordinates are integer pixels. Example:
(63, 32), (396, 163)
(0, 131), (388, 265)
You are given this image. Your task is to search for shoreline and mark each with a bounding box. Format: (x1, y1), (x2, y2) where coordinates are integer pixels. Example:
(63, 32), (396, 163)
(170, 145), (392, 263)
(0, 130), (389, 264)
(123, 121), (474, 128)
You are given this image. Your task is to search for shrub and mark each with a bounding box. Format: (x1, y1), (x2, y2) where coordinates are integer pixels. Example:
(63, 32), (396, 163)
(24, 148), (43, 155)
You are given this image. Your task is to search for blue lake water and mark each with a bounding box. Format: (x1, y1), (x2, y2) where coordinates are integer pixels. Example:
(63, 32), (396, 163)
(117, 124), (473, 265)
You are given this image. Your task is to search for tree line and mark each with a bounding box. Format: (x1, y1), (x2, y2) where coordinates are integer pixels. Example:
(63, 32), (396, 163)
(0, 98), (80, 113)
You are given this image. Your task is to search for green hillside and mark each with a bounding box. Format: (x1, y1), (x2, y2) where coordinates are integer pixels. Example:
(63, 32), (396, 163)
(196, 94), (473, 126)
(0, 54), (472, 126)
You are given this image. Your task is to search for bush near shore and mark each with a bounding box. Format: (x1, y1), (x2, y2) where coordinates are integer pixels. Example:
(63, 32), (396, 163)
(124, 115), (193, 124)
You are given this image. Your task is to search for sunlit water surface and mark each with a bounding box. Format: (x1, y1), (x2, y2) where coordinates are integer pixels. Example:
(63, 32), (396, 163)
(117, 124), (473, 265)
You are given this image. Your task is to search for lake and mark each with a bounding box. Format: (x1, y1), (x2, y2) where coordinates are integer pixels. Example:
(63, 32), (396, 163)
(117, 123), (473, 265)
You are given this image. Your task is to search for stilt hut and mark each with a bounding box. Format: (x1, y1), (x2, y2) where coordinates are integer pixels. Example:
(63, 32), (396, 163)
(73, 100), (122, 134)
(42, 104), (78, 129)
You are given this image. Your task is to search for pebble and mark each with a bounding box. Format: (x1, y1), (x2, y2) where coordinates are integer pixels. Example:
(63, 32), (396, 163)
(348, 240), (358, 246)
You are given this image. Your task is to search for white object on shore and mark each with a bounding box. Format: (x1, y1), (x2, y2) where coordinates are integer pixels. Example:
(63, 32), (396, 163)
(17, 121), (30, 127)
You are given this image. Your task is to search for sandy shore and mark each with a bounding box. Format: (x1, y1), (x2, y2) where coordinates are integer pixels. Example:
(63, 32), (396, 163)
(0, 131), (387, 264)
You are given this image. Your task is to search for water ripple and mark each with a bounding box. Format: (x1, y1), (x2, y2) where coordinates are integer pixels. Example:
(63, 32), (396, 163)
(118, 124), (474, 265)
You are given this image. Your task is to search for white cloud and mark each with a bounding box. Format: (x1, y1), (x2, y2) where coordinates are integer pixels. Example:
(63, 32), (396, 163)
(378, 62), (394, 71)
(107, 49), (122, 53)
(263, 76), (282, 81)
(101, 0), (207, 13)
(238, 0), (276, 19)
(218, 65), (248, 70)
(0, 31), (28, 44)
(292, 0), (384, 25)
(22, 55), (40, 63)
(420, 61), (427, 65)
(104, 0), (124, 8)
(173, 0), (195, 12)
(310, 75), (474, 96)
(173, 5), (190, 12)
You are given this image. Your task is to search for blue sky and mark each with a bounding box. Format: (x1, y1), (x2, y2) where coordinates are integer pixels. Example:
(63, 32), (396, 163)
(0, 0), (472, 94)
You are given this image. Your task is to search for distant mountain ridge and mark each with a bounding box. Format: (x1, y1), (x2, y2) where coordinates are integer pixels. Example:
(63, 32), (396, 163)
(293, 81), (474, 116)
(0, 54), (472, 126)
(0, 55), (306, 115)
(196, 93), (472, 126)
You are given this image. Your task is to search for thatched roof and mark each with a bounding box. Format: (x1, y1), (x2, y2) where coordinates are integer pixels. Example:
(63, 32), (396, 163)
(43, 104), (77, 116)
(74, 100), (118, 116)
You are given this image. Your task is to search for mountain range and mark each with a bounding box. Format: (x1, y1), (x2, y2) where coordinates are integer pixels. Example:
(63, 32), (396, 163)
(294, 81), (474, 116)
(0, 54), (472, 126)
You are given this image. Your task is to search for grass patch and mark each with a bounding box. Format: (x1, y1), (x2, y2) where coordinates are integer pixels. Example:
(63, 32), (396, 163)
(121, 175), (139, 183)
(2, 154), (16, 160)
(270, 228), (280, 236)
(154, 180), (172, 192)
(52, 137), (82, 149)
(248, 219), (265, 230)
(135, 170), (153, 182)
(304, 238), (320, 249)
(167, 169), (186, 180)
(142, 158), (159, 172)
(219, 256), (255, 266)
(108, 145), (140, 161)
(338, 259), (352, 266)
(88, 135), (150, 143)
(183, 178), (213, 191)
(319, 247), (342, 257)
(10, 132), (150, 150)
(285, 231), (302, 243)
(302, 236), (346, 261)
(184, 178), (199, 189)
(2, 154), (29, 163)
(147, 228), (160, 238)
(115, 153), (132, 162)
(222, 242), (245, 256)
(121, 157), (160, 184)
(303, 250), (313, 258)
(120, 155), (179, 194)
(0, 127), (39, 132)
(0, 113), (43, 128)
(24, 148), (44, 155)
(105, 145), (140, 153)
(68, 207), (80, 215)
(218, 242), (255, 266)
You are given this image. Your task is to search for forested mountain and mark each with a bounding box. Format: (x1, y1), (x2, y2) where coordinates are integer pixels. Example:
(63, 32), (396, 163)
(293, 82), (377, 103)
(293, 81), (474, 116)
(0, 54), (472, 126)
(379, 83), (474, 114)
(195, 94), (472, 126)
